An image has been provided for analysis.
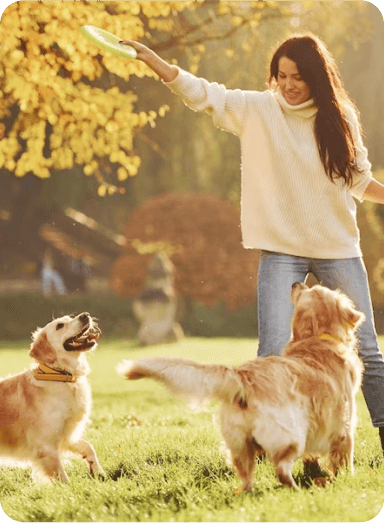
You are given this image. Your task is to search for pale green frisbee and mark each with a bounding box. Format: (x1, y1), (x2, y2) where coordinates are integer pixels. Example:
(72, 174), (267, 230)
(80, 25), (137, 59)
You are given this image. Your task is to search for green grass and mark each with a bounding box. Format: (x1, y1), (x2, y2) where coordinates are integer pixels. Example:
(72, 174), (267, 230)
(0, 337), (383, 522)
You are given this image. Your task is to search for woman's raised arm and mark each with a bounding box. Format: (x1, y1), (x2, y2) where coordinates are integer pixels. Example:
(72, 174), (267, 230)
(119, 40), (178, 82)
(120, 40), (246, 137)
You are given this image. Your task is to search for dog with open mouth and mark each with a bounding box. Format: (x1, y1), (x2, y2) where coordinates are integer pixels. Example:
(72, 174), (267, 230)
(0, 312), (104, 483)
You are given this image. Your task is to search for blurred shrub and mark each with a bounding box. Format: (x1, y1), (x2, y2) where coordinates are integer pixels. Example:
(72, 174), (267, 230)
(110, 193), (259, 310)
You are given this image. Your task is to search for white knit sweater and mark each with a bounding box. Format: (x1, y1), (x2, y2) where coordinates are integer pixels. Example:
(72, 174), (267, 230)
(165, 68), (373, 259)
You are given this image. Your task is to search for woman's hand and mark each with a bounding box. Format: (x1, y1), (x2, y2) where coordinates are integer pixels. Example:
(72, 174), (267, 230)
(119, 40), (151, 61)
(119, 39), (178, 82)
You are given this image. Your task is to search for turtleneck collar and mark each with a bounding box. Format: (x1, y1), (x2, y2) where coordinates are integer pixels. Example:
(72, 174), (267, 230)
(276, 89), (318, 119)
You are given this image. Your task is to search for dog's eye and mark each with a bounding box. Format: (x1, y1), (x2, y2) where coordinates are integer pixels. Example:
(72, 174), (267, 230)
(56, 323), (65, 330)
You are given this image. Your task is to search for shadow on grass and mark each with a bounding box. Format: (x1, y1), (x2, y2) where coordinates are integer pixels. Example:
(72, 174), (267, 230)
(108, 462), (139, 481)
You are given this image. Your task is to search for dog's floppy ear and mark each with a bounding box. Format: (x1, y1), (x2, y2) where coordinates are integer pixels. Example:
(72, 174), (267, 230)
(29, 332), (56, 364)
(344, 305), (365, 331)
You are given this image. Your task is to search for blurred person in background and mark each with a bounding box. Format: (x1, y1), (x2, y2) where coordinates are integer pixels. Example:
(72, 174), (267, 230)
(40, 247), (66, 296)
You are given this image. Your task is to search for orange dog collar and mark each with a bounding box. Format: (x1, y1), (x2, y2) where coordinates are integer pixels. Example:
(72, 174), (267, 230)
(34, 363), (77, 383)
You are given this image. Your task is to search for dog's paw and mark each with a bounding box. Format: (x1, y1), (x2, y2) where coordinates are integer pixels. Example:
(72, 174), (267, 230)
(234, 485), (253, 495)
(93, 471), (107, 482)
(313, 476), (333, 488)
(90, 465), (106, 480)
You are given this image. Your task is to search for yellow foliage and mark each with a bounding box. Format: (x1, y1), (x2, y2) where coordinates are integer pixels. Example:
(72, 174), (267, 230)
(0, 0), (195, 187)
(231, 16), (243, 27)
(1, 0), (334, 192)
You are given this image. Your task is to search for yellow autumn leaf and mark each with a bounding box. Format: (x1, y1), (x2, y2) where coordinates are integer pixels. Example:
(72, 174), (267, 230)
(117, 167), (128, 181)
(98, 185), (107, 197)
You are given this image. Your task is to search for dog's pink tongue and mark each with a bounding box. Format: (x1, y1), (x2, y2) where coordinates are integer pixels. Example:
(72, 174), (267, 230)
(87, 332), (100, 340)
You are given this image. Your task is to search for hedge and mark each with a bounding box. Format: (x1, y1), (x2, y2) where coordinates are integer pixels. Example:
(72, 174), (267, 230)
(0, 293), (258, 342)
(0, 293), (137, 341)
(5, 292), (384, 343)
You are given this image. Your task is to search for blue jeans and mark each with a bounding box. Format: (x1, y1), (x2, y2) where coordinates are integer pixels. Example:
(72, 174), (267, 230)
(257, 250), (384, 428)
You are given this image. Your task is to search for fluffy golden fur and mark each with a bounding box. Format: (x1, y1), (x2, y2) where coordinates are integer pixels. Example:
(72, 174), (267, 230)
(0, 313), (104, 483)
(118, 283), (364, 491)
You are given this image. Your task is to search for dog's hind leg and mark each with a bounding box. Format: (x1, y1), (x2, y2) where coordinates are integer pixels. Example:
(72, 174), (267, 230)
(35, 448), (69, 483)
(273, 444), (300, 491)
(329, 432), (354, 476)
(230, 436), (261, 493)
(69, 439), (105, 477)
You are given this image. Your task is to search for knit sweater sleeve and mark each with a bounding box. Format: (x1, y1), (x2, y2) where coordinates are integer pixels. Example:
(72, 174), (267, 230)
(346, 106), (373, 201)
(163, 67), (246, 137)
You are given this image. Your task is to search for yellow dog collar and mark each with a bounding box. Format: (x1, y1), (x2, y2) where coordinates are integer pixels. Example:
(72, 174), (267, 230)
(318, 323), (351, 344)
(34, 363), (77, 383)
(317, 333), (343, 343)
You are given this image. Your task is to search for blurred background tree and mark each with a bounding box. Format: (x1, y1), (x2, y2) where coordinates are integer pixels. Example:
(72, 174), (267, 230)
(0, 1), (196, 192)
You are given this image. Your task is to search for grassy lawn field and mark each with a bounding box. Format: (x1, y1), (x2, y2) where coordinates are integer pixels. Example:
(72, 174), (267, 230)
(0, 336), (383, 522)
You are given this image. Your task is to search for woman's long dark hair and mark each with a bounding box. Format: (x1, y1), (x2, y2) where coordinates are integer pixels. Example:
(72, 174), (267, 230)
(269, 33), (361, 187)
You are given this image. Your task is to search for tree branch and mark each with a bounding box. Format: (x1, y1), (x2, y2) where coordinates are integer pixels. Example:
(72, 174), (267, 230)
(151, 9), (287, 52)
(135, 132), (168, 160)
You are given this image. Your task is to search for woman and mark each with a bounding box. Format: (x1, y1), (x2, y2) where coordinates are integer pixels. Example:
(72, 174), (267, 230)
(120, 33), (384, 454)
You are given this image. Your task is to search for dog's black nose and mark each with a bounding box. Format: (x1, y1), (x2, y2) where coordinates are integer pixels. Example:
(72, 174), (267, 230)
(292, 282), (301, 289)
(79, 313), (90, 322)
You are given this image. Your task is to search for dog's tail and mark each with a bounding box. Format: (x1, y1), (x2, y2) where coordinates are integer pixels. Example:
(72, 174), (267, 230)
(116, 357), (246, 406)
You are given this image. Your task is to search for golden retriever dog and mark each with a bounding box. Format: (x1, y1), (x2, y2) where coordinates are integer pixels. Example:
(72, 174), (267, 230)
(0, 313), (104, 483)
(117, 283), (364, 492)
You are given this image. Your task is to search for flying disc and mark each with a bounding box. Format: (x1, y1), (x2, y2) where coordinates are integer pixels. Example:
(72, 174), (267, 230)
(80, 25), (137, 59)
